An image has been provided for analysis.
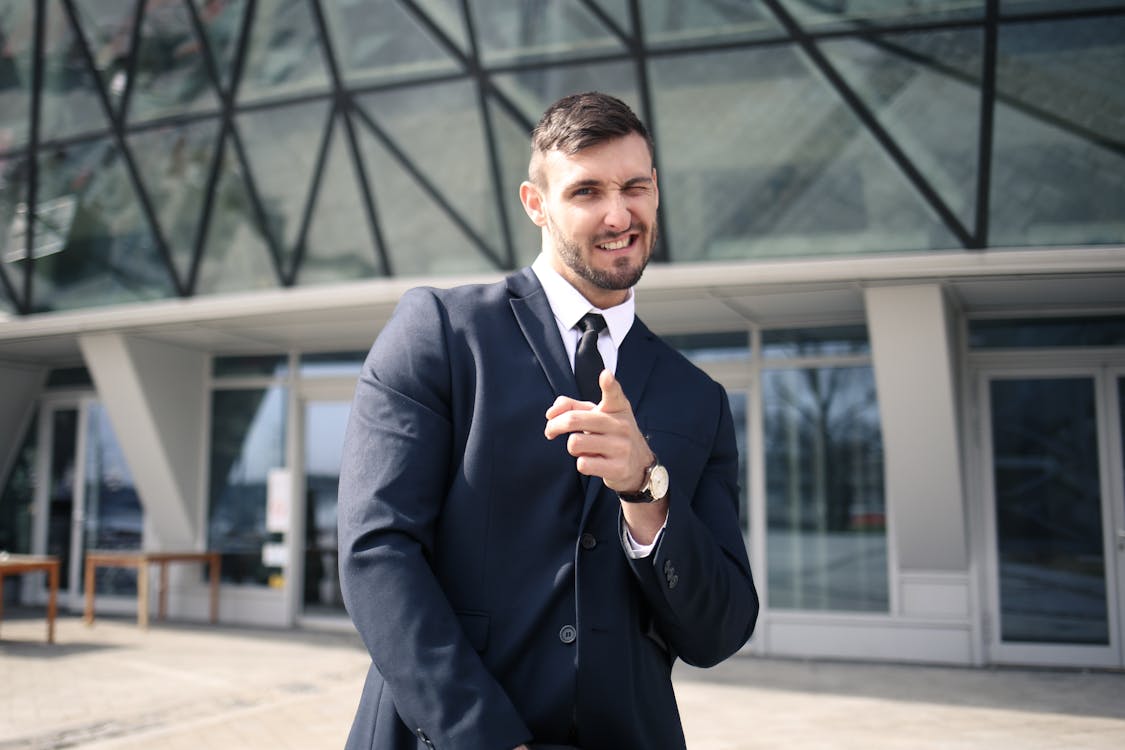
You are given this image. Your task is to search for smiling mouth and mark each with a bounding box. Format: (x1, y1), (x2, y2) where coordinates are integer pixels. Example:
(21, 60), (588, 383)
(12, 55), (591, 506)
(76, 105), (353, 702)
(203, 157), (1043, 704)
(597, 234), (635, 251)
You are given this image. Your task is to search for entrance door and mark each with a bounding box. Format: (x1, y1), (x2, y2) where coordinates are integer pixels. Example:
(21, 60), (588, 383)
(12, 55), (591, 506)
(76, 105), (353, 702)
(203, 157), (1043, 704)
(299, 397), (351, 620)
(34, 399), (143, 610)
(981, 370), (1123, 667)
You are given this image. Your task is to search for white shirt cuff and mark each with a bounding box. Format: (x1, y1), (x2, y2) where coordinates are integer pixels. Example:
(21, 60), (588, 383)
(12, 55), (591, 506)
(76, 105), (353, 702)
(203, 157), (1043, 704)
(621, 519), (666, 559)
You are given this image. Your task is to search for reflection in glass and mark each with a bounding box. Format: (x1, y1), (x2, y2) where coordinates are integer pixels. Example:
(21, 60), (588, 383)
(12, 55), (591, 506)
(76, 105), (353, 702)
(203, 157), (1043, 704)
(84, 402), (143, 596)
(39, 0), (107, 141)
(298, 118), (380, 285)
(643, 0), (782, 47)
(299, 351), (365, 378)
(127, 120), (221, 283)
(30, 139), (177, 312)
(213, 354), (288, 378)
(969, 316), (1125, 349)
(470, 0), (625, 66)
(193, 146), (280, 295)
(303, 400), (349, 615)
(123, 1), (220, 123)
(0, 0), (33, 149)
(208, 387), (287, 586)
(45, 408), (78, 590)
(235, 100), (331, 275)
(650, 45), (958, 263)
(0, 409), (37, 557)
(765, 366), (887, 612)
(779, 0), (982, 31)
(989, 17), (1125, 247)
(322, 0), (459, 86)
(237, 0), (330, 103)
(762, 325), (869, 359)
(728, 389), (749, 536)
(991, 378), (1108, 644)
(820, 30), (983, 232)
(0, 149), (28, 308)
(667, 332), (751, 364)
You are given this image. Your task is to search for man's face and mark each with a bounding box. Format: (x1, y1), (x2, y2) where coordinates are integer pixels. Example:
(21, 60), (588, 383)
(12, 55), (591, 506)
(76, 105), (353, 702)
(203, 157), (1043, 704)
(521, 133), (659, 308)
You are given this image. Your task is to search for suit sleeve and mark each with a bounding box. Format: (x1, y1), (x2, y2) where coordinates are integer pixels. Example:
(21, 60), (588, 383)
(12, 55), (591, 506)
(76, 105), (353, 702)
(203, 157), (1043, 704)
(625, 382), (759, 667)
(337, 288), (530, 749)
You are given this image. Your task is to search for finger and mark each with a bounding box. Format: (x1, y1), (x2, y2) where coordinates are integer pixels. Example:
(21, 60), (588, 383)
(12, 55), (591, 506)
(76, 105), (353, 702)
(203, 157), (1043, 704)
(544, 403), (598, 440)
(545, 394), (590, 420)
(596, 370), (631, 414)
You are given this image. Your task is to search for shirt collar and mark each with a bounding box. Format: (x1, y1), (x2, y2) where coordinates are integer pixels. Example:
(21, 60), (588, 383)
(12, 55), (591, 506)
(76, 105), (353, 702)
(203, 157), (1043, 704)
(531, 253), (635, 347)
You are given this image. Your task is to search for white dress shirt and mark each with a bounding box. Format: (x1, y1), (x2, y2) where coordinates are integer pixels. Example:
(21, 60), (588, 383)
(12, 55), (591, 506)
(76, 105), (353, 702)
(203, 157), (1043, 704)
(531, 254), (662, 558)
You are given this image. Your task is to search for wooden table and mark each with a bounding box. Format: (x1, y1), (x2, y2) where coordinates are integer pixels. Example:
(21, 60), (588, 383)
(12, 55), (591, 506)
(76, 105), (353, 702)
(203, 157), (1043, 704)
(84, 551), (221, 629)
(0, 554), (59, 643)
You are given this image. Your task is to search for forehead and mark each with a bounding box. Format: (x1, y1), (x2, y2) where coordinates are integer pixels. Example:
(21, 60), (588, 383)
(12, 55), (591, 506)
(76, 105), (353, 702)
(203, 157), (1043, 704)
(540, 133), (653, 191)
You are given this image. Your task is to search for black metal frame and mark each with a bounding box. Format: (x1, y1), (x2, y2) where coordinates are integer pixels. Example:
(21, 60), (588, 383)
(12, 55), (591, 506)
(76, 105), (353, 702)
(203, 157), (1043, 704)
(1, 0), (1122, 315)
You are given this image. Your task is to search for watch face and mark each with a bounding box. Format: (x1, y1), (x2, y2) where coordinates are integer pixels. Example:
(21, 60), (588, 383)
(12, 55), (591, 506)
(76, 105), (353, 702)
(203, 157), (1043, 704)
(649, 464), (669, 500)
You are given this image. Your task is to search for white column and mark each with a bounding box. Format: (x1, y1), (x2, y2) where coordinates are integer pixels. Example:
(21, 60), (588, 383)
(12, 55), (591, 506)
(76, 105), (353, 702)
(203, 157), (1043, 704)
(78, 334), (206, 550)
(865, 284), (968, 573)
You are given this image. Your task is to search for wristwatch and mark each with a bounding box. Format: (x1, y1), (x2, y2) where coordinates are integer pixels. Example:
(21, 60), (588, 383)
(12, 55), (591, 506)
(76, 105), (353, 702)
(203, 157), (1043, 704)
(618, 456), (669, 503)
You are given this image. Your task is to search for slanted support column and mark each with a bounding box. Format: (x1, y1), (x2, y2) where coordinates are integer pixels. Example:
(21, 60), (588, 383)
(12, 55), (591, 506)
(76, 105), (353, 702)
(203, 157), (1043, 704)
(78, 334), (206, 550)
(865, 284), (968, 573)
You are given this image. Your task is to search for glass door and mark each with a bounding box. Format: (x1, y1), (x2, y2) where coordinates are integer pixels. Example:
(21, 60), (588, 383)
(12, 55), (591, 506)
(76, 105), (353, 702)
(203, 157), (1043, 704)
(34, 398), (143, 610)
(1114, 371), (1125, 661)
(298, 397), (351, 620)
(981, 370), (1122, 667)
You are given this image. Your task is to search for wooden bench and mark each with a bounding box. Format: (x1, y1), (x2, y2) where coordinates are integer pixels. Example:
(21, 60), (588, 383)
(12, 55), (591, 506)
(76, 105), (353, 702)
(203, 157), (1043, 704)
(0, 554), (60, 643)
(83, 551), (221, 629)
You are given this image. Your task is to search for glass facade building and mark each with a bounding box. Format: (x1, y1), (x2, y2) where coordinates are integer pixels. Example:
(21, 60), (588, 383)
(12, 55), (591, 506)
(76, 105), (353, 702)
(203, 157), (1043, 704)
(1, 1), (1125, 669)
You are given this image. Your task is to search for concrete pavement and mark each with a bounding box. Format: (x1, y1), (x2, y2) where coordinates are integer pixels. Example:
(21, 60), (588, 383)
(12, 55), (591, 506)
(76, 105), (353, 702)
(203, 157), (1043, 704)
(1, 612), (1124, 749)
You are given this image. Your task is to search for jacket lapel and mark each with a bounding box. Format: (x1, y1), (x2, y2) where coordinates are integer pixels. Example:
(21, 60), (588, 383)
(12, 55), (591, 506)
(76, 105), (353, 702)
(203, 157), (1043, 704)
(507, 268), (575, 399)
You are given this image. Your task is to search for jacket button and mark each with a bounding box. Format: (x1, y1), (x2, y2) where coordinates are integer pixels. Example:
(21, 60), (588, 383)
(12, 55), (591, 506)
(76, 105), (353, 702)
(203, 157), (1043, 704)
(580, 532), (597, 550)
(559, 625), (577, 644)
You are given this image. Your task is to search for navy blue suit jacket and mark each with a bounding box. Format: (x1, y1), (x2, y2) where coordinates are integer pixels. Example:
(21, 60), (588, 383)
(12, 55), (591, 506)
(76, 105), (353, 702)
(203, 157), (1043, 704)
(338, 268), (758, 749)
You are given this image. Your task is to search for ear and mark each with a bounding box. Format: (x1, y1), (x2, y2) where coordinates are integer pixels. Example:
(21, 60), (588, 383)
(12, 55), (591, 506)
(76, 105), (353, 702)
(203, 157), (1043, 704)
(519, 181), (548, 227)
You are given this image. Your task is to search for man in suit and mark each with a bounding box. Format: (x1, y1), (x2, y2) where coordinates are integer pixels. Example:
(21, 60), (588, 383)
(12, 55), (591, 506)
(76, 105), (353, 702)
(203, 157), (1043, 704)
(338, 91), (758, 749)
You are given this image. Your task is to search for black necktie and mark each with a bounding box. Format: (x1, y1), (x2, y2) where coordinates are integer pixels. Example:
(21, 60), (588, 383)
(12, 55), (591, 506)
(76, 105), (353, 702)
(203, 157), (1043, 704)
(574, 313), (607, 403)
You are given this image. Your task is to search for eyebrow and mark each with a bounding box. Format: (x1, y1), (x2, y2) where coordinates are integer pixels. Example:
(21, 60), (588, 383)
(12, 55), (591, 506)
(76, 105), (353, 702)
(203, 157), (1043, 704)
(565, 175), (654, 192)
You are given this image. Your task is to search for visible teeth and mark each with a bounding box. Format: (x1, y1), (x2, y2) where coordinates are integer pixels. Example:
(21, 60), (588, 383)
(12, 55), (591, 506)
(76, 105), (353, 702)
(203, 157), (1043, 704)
(599, 237), (630, 250)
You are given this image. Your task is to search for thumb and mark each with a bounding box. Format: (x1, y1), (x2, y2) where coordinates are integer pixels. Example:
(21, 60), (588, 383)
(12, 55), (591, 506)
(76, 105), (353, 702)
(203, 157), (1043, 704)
(597, 370), (630, 413)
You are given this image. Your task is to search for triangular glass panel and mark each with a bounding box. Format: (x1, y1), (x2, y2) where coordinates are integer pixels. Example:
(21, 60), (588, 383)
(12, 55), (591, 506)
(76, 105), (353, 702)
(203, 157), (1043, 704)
(490, 60), (639, 135)
(642, 0), (783, 48)
(233, 99), (332, 275)
(31, 138), (178, 312)
(996, 15), (1124, 156)
(820, 30), (983, 235)
(295, 116), (381, 286)
(588, 0), (632, 39)
(354, 122), (497, 277)
(69, 0), (138, 119)
(321, 0), (461, 87)
(647, 44), (959, 262)
(776, 0), (981, 33)
(488, 95), (542, 269)
(470, 0), (628, 66)
(193, 152), (281, 296)
(990, 99), (1125, 247)
(40, 0), (112, 141)
(0, 150), (31, 310)
(355, 81), (503, 261)
(410, 0), (469, 56)
(0, 0), (37, 149)
(126, 118), (222, 287)
(236, 0), (331, 104)
(197, 0), (248, 94)
(124, 0), (222, 124)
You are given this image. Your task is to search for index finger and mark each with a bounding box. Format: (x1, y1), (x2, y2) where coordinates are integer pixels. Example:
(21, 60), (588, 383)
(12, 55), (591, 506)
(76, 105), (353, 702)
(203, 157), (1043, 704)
(596, 370), (630, 414)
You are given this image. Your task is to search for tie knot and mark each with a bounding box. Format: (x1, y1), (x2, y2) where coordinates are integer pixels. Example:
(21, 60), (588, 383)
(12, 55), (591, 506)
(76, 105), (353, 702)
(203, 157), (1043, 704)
(577, 313), (607, 336)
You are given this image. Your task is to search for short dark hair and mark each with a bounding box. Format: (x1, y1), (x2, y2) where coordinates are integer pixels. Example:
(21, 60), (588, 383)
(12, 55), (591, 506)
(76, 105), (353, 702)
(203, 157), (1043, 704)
(528, 91), (654, 186)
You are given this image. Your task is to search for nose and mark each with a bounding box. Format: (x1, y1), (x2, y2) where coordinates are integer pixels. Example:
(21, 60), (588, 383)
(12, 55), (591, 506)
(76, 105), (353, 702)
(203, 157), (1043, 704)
(604, 192), (631, 232)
